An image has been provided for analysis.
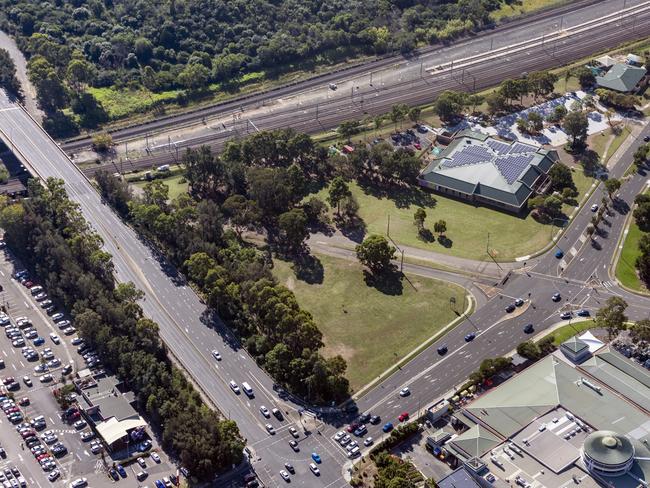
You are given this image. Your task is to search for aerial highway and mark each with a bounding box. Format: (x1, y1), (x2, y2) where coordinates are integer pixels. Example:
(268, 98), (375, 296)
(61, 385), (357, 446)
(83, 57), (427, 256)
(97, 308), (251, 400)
(0, 9), (648, 488)
(4, 86), (650, 487)
(68, 0), (650, 179)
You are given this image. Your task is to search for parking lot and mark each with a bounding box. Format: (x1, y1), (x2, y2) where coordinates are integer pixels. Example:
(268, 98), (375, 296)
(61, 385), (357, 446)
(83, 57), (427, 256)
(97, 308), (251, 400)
(0, 244), (179, 488)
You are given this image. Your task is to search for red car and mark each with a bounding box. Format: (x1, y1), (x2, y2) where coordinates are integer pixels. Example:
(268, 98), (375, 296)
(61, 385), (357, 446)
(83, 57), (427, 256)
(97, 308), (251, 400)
(23, 281), (33, 288)
(5, 407), (20, 414)
(36, 453), (50, 461)
(414, 143), (421, 150)
(3, 377), (15, 385)
(346, 423), (359, 433)
(21, 430), (36, 439)
(398, 412), (409, 422)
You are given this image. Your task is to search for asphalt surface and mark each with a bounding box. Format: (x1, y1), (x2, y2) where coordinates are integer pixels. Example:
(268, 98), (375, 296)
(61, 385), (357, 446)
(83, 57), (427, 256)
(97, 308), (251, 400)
(4, 88), (650, 486)
(69, 0), (650, 178)
(0, 10), (649, 486)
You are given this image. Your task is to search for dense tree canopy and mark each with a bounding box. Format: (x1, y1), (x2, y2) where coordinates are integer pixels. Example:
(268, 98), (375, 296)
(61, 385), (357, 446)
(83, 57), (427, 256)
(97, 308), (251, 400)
(0, 0), (507, 119)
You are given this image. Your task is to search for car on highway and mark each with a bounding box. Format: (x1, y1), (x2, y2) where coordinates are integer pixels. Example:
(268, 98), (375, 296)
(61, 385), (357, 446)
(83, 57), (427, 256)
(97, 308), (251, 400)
(383, 422), (393, 433)
(309, 463), (320, 476)
(259, 406), (270, 418)
(505, 304), (516, 313)
(284, 463), (294, 474)
(523, 323), (534, 334)
(560, 311), (572, 320)
(437, 344), (448, 355)
(289, 426), (299, 438)
(515, 298), (524, 306)
(369, 415), (381, 424)
(211, 350), (221, 360)
(311, 452), (321, 464)
(577, 309), (590, 317)
(364, 437), (373, 446)
(289, 440), (299, 452)
(552, 292), (561, 302)
(591, 204), (599, 212)
(229, 380), (240, 394)
(399, 387), (410, 397)
(398, 412), (409, 422)
(279, 470), (290, 482)
(265, 424), (275, 435)
(464, 332), (476, 342)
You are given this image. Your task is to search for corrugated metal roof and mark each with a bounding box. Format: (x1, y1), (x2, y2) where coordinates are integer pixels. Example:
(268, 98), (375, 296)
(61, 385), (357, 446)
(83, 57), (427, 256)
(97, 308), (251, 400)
(596, 63), (646, 92)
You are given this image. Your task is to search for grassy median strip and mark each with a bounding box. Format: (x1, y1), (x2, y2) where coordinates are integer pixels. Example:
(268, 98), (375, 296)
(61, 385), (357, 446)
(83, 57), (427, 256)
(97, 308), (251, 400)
(272, 253), (466, 391)
(615, 218), (646, 292)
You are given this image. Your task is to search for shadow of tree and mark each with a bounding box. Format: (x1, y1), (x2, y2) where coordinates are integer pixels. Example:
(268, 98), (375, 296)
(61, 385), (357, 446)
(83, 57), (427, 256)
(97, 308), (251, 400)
(337, 216), (367, 243)
(438, 235), (453, 248)
(417, 228), (435, 243)
(612, 197), (630, 215)
(358, 179), (437, 210)
(573, 148), (603, 177)
(293, 254), (324, 284)
(591, 239), (602, 250)
(363, 268), (404, 295)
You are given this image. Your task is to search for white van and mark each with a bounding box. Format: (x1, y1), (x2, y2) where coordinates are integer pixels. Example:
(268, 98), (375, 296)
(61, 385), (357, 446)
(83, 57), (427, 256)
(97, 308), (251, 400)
(241, 382), (254, 397)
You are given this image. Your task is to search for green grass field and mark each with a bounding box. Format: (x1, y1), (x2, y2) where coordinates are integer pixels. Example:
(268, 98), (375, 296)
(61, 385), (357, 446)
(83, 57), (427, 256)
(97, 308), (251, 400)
(590, 128), (629, 163)
(615, 219), (646, 292)
(545, 320), (596, 346)
(272, 254), (466, 391)
(132, 174), (189, 200)
(89, 86), (183, 120)
(491, 0), (569, 21)
(313, 175), (592, 261)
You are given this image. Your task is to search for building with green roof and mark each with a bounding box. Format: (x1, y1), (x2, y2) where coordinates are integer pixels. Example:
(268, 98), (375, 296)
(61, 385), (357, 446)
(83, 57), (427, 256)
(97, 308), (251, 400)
(418, 130), (557, 213)
(596, 63), (647, 93)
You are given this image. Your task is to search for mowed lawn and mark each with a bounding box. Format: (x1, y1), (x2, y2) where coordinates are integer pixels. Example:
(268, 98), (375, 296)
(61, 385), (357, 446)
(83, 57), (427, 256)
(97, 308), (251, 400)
(312, 174), (592, 261)
(616, 220), (646, 292)
(272, 254), (466, 391)
(132, 175), (189, 200)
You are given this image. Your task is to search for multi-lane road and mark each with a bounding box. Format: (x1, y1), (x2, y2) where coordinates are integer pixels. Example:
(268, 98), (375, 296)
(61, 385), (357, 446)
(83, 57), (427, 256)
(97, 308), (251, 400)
(0, 2), (650, 485)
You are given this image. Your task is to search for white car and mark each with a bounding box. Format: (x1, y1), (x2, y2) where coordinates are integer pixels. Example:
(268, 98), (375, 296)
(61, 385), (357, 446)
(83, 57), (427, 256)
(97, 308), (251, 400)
(150, 452), (161, 463)
(265, 424), (275, 435)
(309, 463), (320, 476)
(49, 333), (60, 344)
(229, 380), (240, 394)
(47, 470), (60, 482)
(211, 350), (221, 360)
(279, 470), (290, 481)
(73, 420), (87, 429)
(364, 437), (373, 446)
(591, 203), (599, 212)
(340, 434), (351, 446)
(137, 457), (147, 468)
(399, 387), (410, 397)
(69, 478), (87, 488)
(39, 374), (53, 383)
(334, 431), (345, 441)
(259, 406), (270, 418)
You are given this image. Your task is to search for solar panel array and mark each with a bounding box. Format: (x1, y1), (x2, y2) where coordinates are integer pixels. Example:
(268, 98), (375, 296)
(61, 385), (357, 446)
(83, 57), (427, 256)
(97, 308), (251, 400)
(508, 142), (536, 154)
(486, 139), (510, 155)
(440, 137), (538, 185)
(494, 154), (535, 184)
(443, 144), (492, 168)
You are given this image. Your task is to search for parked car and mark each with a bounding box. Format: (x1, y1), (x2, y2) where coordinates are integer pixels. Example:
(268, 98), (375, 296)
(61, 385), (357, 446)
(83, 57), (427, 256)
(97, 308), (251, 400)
(311, 452), (321, 464)
(505, 304), (516, 313)
(560, 311), (572, 320)
(577, 309), (590, 317)
(364, 437), (373, 446)
(398, 412), (409, 422)
(383, 422), (393, 433)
